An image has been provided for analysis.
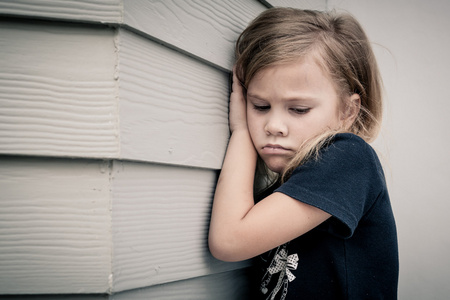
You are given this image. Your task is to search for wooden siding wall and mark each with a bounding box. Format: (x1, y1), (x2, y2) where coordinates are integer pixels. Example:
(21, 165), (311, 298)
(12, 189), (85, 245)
(0, 0), (325, 298)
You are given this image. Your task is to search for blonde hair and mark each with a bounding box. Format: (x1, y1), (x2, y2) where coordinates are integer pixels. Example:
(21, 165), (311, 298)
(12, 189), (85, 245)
(235, 8), (383, 184)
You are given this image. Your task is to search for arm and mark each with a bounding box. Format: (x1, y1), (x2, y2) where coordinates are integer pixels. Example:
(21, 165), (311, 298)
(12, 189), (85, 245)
(208, 70), (331, 262)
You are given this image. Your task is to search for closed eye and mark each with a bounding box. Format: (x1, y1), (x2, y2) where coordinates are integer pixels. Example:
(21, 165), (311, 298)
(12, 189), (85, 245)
(290, 107), (310, 114)
(253, 104), (270, 112)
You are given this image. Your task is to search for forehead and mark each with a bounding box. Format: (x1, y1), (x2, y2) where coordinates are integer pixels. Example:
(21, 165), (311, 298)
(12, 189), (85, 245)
(247, 57), (339, 101)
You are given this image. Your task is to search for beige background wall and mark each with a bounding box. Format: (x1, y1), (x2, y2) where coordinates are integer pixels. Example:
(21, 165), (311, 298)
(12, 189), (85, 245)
(329, 1), (450, 299)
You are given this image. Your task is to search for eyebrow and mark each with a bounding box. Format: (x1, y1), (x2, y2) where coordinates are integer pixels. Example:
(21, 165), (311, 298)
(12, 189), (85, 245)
(246, 93), (266, 101)
(247, 92), (317, 103)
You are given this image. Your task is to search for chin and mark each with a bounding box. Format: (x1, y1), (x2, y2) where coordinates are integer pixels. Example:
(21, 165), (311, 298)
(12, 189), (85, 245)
(264, 159), (287, 174)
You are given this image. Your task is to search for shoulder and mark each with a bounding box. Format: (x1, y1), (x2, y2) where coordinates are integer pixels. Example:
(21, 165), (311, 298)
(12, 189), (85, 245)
(315, 133), (381, 173)
(287, 133), (382, 183)
(280, 133), (386, 212)
(281, 133), (385, 191)
(327, 133), (373, 157)
(277, 133), (387, 237)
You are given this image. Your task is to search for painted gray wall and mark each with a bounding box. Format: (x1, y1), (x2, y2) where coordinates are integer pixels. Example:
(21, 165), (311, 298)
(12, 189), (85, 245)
(329, 0), (450, 299)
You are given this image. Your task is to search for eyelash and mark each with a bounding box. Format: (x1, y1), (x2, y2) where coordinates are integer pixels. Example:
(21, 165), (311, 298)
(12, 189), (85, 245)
(253, 104), (270, 111)
(290, 108), (310, 114)
(252, 105), (310, 115)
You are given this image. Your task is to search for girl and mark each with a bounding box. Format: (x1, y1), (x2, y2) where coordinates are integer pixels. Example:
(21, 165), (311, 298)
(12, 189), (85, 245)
(209, 7), (399, 300)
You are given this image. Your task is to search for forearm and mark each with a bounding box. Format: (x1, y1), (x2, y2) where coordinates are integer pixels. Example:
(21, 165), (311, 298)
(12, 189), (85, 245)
(209, 129), (257, 260)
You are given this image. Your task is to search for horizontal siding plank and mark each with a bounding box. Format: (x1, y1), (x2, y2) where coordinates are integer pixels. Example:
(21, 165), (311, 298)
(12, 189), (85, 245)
(0, 0), (266, 70)
(0, 269), (250, 299)
(110, 161), (250, 292)
(0, 21), (231, 168)
(0, 0), (122, 23)
(118, 29), (229, 169)
(0, 295), (102, 300)
(0, 157), (112, 294)
(261, 0), (327, 10)
(123, 0), (267, 70)
(0, 21), (119, 158)
(112, 269), (251, 299)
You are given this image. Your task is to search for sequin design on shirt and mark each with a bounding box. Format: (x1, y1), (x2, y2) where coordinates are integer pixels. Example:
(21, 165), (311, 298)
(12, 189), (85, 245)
(260, 243), (299, 300)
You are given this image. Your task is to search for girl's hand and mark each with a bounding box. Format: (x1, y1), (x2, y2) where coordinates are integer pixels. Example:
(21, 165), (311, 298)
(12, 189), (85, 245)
(229, 67), (248, 133)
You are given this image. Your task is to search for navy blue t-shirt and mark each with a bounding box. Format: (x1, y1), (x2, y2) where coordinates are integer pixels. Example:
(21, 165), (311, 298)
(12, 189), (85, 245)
(252, 133), (399, 300)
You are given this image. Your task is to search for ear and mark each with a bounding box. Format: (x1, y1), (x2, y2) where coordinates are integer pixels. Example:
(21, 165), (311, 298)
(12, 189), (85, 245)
(341, 93), (361, 129)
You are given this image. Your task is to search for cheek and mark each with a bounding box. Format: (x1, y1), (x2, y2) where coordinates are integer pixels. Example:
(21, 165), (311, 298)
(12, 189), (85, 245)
(298, 111), (339, 137)
(317, 105), (342, 128)
(246, 111), (260, 140)
(331, 108), (344, 128)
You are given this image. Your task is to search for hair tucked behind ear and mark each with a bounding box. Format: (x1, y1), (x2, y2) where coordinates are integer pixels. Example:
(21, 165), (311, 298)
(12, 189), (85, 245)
(235, 7), (383, 185)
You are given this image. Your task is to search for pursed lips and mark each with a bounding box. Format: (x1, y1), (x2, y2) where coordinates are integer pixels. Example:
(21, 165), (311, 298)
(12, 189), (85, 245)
(261, 144), (292, 155)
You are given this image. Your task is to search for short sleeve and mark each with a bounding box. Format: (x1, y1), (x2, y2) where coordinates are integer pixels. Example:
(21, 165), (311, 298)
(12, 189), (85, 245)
(275, 133), (385, 238)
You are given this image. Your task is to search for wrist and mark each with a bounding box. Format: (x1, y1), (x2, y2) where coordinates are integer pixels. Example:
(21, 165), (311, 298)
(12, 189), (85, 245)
(230, 127), (252, 145)
(231, 126), (249, 136)
(229, 129), (257, 158)
(229, 121), (248, 134)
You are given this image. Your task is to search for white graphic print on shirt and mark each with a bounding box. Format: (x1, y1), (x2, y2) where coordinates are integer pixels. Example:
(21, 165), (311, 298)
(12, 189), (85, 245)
(260, 243), (298, 300)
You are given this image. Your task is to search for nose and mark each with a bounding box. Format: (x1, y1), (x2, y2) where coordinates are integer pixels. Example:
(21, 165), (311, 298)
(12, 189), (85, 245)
(264, 114), (288, 136)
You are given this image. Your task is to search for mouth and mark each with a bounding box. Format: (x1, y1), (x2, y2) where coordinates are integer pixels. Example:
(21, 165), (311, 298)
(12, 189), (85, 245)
(261, 144), (292, 155)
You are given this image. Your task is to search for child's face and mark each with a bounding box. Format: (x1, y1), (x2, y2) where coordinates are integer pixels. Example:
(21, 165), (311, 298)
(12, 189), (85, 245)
(246, 58), (343, 174)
